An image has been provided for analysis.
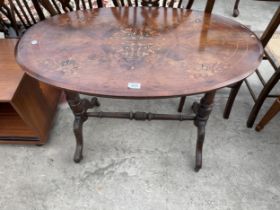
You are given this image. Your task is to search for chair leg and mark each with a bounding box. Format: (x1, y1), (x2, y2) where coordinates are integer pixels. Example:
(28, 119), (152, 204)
(178, 96), (186, 113)
(186, 0), (194, 9)
(223, 81), (243, 119)
(247, 71), (280, 128)
(255, 97), (280, 131)
(233, 0), (240, 17)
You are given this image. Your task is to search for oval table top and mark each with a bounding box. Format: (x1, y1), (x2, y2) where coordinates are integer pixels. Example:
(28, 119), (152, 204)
(16, 7), (263, 98)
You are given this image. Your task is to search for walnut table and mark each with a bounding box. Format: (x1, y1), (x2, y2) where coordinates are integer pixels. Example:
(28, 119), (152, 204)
(16, 7), (263, 171)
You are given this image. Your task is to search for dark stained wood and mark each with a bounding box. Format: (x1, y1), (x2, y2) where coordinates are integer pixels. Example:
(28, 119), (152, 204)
(86, 111), (195, 120)
(247, 67), (280, 128)
(46, 0), (105, 13)
(261, 6), (280, 48)
(39, 0), (60, 16)
(224, 5), (280, 121)
(204, 0), (215, 13)
(43, 0), (215, 12)
(0, 39), (61, 144)
(32, 0), (47, 20)
(16, 7), (263, 169)
(194, 91), (216, 172)
(233, 0), (240, 17)
(0, 14), (7, 34)
(65, 91), (100, 162)
(178, 0), (216, 112)
(0, 0), (48, 37)
(17, 7), (263, 99)
(245, 7), (280, 127)
(223, 80), (242, 118)
(255, 96), (280, 131)
(186, 0), (194, 9)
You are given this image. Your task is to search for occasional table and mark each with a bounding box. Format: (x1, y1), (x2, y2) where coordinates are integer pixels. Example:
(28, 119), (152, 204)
(16, 7), (263, 171)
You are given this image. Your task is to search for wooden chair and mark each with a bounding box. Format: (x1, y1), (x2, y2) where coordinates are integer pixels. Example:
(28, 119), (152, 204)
(0, 0), (49, 37)
(256, 96), (280, 131)
(178, 5), (280, 126)
(225, 7), (280, 128)
(48, 0), (214, 11)
(0, 0), (61, 144)
(41, 0), (149, 13)
(39, 0), (103, 13)
(0, 13), (8, 35)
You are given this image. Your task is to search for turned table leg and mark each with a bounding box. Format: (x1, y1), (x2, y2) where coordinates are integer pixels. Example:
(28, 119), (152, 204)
(65, 91), (100, 163)
(193, 91), (216, 172)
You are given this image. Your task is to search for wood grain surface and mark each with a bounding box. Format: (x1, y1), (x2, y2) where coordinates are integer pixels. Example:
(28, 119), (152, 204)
(0, 38), (61, 143)
(0, 39), (22, 101)
(17, 7), (263, 98)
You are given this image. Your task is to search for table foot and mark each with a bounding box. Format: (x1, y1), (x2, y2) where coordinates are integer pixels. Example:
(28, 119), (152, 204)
(194, 125), (205, 172)
(193, 91), (216, 172)
(65, 91), (99, 163)
(73, 115), (85, 163)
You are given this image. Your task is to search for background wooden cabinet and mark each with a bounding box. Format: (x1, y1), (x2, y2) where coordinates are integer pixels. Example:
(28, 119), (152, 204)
(0, 39), (61, 145)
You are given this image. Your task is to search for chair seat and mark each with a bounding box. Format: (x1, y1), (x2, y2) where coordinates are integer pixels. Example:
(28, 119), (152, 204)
(266, 32), (280, 66)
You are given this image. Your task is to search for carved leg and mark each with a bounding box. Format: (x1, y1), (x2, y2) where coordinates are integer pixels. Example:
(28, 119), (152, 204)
(193, 91), (216, 172)
(233, 0), (240, 17)
(178, 96), (187, 112)
(65, 91), (100, 163)
(223, 81), (243, 119)
(72, 115), (86, 162)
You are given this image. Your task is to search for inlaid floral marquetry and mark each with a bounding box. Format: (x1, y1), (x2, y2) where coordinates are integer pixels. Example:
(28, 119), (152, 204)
(17, 7), (263, 98)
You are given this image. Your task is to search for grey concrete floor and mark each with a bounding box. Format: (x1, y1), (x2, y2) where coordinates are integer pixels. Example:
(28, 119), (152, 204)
(1, 1), (280, 210)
